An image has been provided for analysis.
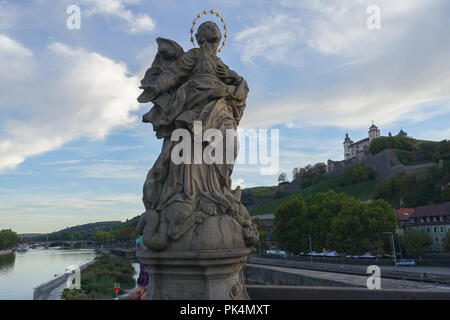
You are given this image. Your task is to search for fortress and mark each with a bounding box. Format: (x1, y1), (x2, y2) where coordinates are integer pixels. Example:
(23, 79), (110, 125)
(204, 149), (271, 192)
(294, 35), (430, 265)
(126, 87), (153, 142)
(343, 123), (407, 160)
(327, 123), (436, 180)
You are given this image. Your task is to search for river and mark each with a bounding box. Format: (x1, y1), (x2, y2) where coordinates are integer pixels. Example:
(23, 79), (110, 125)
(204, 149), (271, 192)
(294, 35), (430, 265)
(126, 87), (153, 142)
(0, 247), (98, 300)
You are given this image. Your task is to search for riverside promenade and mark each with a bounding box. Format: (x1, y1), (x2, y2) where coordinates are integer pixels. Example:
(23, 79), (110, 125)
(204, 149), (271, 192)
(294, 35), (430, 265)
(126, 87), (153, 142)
(0, 249), (13, 256)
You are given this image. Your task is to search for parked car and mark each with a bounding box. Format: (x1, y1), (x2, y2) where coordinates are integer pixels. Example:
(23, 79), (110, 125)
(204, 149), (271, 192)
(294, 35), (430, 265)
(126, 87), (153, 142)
(396, 259), (416, 267)
(266, 249), (288, 259)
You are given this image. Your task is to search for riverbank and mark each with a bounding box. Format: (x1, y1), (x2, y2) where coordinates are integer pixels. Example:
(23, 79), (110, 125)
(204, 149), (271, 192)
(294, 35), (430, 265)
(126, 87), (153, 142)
(33, 258), (96, 300)
(0, 249), (13, 256)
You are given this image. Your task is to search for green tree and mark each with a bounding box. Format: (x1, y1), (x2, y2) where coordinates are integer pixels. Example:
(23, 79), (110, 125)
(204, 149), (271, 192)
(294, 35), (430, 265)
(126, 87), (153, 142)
(93, 229), (112, 245)
(274, 191), (396, 255)
(0, 229), (19, 250)
(400, 229), (433, 258)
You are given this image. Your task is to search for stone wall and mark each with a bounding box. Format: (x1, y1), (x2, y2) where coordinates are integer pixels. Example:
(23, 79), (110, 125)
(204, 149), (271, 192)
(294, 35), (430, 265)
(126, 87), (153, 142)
(327, 149), (437, 180)
(247, 285), (450, 300)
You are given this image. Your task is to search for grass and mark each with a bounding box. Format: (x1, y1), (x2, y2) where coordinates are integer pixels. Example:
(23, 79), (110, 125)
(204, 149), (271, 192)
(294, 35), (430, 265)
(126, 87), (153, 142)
(249, 175), (377, 216)
(62, 254), (136, 300)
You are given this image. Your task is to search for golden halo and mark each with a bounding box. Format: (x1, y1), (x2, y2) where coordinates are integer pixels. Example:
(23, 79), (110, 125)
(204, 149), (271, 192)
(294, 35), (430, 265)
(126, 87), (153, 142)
(190, 9), (228, 53)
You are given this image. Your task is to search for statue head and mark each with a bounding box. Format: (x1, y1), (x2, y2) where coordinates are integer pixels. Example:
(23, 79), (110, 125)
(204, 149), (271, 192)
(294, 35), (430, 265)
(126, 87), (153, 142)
(195, 21), (222, 49)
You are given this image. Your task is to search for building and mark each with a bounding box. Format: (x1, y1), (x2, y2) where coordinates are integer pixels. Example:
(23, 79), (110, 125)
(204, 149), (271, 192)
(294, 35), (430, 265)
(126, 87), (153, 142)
(343, 123), (408, 160)
(395, 208), (415, 235)
(251, 213), (277, 249)
(403, 202), (450, 252)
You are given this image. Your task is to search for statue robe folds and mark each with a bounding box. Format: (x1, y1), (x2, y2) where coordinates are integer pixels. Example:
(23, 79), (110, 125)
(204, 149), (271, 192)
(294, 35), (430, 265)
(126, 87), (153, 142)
(137, 41), (258, 251)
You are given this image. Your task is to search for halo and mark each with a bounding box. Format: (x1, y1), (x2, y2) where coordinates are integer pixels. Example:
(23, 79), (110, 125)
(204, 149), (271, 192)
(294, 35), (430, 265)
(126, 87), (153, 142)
(190, 9), (228, 53)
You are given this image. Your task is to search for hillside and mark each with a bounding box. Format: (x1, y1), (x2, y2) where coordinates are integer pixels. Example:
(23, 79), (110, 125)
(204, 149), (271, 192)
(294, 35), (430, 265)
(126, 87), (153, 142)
(248, 173), (377, 216)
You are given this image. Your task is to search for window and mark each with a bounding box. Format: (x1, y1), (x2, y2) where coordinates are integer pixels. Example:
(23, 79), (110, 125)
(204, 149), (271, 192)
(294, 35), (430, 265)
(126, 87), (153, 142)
(427, 227), (430, 233)
(441, 227), (444, 233)
(433, 227), (437, 233)
(426, 217), (431, 222)
(420, 218), (424, 223)
(435, 238), (439, 243)
(439, 216), (444, 222)
(432, 217), (437, 222)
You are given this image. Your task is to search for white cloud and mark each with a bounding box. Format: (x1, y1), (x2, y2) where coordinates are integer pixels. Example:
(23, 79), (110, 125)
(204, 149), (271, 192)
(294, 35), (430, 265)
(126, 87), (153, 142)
(0, 34), (35, 84)
(235, 14), (306, 66)
(81, 0), (156, 33)
(0, 39), (142, 172)
(238, 0), (450, 131)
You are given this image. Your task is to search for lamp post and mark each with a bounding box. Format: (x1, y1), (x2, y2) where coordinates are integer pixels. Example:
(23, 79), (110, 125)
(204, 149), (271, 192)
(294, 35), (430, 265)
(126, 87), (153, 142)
(397, 235), (403, 259)
(383, 232), (397, 266)
(302, 234), (312, 263)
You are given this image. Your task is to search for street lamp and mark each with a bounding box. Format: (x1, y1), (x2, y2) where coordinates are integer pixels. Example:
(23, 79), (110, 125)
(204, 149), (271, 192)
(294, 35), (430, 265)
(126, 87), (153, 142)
(383, 232), (397, 266)
(302, 234), (312, 263)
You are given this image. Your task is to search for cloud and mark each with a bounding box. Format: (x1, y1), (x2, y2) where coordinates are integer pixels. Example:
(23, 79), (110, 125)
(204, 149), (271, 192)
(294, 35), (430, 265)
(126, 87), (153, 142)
(81, 0), (156, 34)
(0, 38), (142, 172)
(235, 13), (306, 66)
(239, 0), (450, 131)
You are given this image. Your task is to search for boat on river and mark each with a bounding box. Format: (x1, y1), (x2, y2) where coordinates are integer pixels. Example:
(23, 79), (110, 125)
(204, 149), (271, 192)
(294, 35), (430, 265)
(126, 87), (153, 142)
(16, 244), (29, 252)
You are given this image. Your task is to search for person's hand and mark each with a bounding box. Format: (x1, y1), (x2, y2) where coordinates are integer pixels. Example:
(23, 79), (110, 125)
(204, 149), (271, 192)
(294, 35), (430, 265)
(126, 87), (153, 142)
(129, 286), (146, 300)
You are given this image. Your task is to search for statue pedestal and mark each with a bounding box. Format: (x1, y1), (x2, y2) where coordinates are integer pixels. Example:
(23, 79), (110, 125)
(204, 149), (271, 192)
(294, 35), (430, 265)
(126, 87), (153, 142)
(137, 214), (253, 300)
(137, 248), (251, 300)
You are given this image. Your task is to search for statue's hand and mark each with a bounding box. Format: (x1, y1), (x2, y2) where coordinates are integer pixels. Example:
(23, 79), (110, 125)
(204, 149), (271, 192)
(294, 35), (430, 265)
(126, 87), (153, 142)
(216, 65), (241, 85)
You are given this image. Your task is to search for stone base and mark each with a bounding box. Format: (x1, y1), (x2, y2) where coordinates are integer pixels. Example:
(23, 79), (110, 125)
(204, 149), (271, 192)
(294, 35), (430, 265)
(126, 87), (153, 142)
(137, 248), (251, 300)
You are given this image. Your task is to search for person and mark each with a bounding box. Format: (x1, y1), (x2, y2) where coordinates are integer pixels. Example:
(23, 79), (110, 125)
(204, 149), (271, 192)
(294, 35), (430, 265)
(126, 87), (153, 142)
(129, 236), (148, 300)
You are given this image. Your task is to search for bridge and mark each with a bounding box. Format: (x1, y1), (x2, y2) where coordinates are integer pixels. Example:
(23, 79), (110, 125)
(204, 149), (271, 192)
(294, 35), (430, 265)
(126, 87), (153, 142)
(36, 240), (96, 248)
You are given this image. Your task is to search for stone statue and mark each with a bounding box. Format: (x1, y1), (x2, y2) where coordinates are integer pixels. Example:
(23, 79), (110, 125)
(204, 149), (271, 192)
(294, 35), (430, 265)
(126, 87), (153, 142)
(135, 13), (259, 300)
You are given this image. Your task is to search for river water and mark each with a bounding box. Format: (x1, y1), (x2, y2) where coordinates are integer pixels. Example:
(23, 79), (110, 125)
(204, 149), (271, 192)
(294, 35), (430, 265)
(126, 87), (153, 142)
(0, 248), (98, 300)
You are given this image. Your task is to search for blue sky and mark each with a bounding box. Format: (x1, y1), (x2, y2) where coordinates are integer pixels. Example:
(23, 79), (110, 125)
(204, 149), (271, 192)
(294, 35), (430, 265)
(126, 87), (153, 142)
(1, 0), (450, 233)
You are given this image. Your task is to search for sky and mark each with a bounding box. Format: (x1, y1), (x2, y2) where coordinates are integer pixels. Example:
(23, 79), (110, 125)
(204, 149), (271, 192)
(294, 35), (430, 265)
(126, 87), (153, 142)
(1, 0), (450, 233)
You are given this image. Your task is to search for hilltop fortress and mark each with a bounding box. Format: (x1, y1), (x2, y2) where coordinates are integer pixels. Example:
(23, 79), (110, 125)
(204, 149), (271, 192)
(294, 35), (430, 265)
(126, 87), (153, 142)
(327, 123), (437, 179)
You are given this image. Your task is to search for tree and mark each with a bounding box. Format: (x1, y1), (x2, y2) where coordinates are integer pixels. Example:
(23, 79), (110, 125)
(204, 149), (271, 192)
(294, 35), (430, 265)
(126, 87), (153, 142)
(278, 172), (287, 183)
(400, 229), (433, 259)
(444, 230), (450, 252)
(93, 229), (112, 245)
(274, 191), (396, 255)
(0, 229), (19, 250)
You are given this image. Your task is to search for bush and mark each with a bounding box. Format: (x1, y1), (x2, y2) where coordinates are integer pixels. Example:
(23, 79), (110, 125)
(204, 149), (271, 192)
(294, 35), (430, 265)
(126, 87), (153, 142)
(369, 136), (414, 155)
(63, 254), (136, 300)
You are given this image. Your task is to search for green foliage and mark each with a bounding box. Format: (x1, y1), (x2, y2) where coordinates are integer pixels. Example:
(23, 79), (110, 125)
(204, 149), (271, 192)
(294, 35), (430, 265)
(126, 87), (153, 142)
(374, 166), (449, 208)
(62, 254), (136, 300)
(292, 162), (327, 180)
(93, 229), (113, 245)
(0, 229), (19, 250)
(400, 229), (433, 258)
(273, 191), (396, 255)
(396, 151), (414, 165)
(250, 172), (377, 216)
(341, 165), (376, 185)
(369, 136), (415, 155)
(241, 186), (278, 207)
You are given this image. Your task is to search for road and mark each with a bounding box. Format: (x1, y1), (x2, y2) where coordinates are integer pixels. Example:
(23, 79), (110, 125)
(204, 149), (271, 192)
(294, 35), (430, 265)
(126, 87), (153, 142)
(380, 265), (450, 276)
